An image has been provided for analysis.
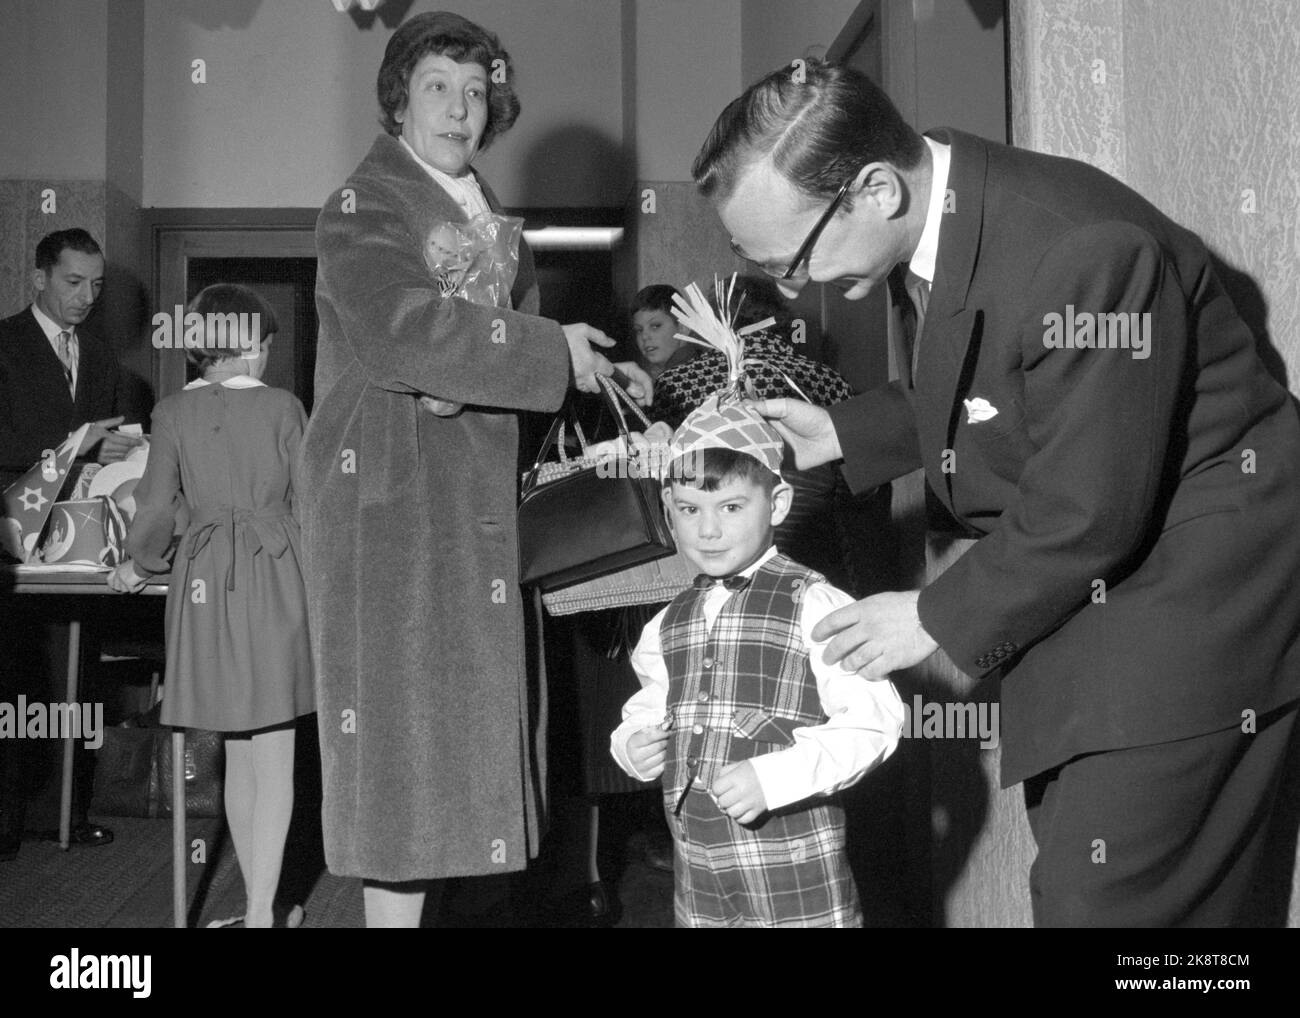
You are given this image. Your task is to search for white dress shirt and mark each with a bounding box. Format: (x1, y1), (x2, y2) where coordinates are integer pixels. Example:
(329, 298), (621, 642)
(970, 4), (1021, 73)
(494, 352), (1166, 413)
(906, 135), (952, 285)
(31, 301), (78, 394)
(610, 546), (905, 812)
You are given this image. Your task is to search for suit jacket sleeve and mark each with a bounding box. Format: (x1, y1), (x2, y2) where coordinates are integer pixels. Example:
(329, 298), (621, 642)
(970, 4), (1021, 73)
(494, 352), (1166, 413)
(0, 353), (47, 476)
(827, 379), (922, 491)
(917, 221), (1189, 677)
(315, 179), (570, 413)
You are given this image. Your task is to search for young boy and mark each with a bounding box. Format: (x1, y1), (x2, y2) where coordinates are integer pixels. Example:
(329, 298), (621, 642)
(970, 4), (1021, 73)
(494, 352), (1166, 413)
(610, 401), (904, 927)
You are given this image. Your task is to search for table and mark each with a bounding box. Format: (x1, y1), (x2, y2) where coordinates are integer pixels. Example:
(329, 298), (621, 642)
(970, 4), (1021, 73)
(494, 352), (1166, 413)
(0, 566), (189, 928)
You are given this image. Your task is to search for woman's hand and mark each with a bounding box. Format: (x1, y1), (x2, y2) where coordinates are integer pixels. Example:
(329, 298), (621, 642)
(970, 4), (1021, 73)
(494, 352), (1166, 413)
(107, 560), (148, 594)
(562, 323), (654, 406)
(747, 397), (842, 469)
(611, 361), (654, 406)
(563, 322), (614, 395)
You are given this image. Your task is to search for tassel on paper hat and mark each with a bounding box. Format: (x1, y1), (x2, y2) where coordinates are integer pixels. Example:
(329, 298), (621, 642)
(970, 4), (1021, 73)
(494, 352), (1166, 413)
(664, 275), (786, 478)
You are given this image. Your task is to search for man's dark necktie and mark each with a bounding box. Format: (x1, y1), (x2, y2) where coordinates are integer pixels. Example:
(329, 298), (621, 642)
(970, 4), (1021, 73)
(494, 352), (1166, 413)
(693, 573), (751, 592)
(889, 266), (930, 389)
(56, 330), (75, 396)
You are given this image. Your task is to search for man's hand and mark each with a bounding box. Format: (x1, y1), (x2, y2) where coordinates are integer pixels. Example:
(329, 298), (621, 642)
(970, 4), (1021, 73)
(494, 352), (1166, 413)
(712, 760), (767, 825)
(626, 725), (670, 779)
(76, 416), (143, 463)
(77, 416), (125, 458)
(812, 590), (939, 680)
(747, 398), (842, 469)
(96, 427), (144, 464)
(107, 560), (148, 594)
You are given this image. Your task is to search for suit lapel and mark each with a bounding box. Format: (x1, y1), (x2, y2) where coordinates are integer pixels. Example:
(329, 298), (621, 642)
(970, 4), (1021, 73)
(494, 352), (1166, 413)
(913, 129), (989, 515)
(72, 328), (103, 418)
(19, 309), (76, 419)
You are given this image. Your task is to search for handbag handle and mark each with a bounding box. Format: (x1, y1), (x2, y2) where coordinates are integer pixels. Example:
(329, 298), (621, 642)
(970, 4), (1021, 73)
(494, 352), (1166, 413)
(556, 417), (591, 466)
(594, 373), (653, 436)
(522, 375), (649, 495)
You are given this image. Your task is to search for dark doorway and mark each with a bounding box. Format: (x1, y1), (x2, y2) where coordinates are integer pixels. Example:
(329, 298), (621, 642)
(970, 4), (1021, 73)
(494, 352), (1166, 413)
(186, 257), (319, 413)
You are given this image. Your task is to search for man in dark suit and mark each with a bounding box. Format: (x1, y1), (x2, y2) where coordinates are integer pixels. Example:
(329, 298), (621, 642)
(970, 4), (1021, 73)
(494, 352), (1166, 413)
(693, 60), (1300, 926)
(1, 228), (141, 859)
(0, 229), (140, 487)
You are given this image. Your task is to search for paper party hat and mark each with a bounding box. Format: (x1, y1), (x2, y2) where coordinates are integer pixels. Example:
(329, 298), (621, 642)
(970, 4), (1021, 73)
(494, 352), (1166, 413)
(665, 275), (785, 477)
(1, 423), (87, 562)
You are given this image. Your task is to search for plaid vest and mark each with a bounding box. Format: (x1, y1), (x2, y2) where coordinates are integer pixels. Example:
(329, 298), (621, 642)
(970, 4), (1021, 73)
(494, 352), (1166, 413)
(660, 553), (828, 808)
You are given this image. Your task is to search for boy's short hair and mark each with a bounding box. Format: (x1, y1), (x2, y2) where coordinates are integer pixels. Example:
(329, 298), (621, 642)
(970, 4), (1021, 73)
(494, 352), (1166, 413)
(631, 284), (679, 318)
(665, 445), (777, 496)
(184, 284), (279, 373)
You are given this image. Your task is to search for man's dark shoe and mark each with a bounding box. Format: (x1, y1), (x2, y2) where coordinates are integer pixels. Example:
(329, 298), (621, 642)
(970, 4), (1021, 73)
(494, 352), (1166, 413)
(33, 822), (114, 847)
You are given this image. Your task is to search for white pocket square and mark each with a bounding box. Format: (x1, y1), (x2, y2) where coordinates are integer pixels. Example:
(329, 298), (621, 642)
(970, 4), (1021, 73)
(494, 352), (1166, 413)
(963, 398), (999, 424)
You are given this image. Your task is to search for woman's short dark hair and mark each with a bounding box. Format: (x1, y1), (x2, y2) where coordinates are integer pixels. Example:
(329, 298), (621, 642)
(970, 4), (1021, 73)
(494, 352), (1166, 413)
(184, 284), (279, 373)
(630, 284), (679, 319)
(692, 59), (925, 209)
(377, 11), (520, 152)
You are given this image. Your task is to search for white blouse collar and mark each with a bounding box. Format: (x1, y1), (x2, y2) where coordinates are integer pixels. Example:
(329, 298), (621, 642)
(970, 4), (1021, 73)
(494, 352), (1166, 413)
(183, 375), (267, 390)
(398, 136), (490, 215)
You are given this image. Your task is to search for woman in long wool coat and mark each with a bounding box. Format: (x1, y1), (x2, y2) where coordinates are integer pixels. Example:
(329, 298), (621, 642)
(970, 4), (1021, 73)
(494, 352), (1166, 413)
(297, 12), (648, 926)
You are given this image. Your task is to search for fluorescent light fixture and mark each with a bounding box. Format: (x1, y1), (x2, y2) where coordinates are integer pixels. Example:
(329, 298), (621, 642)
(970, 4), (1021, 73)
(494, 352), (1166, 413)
(522, 226), (625, 251)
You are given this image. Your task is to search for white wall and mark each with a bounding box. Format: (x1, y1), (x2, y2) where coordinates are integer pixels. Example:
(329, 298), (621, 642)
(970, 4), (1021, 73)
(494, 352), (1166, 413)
(741, 0), (860, 85)
(629, 0), (742, 183)
(0, 0), (109, 179)
(141, 0), (625, 208)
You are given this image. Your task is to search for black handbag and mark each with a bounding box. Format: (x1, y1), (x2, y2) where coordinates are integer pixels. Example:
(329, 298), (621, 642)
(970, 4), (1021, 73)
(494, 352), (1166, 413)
(91, 703), (224, 819)
(518, 374), (675, 591)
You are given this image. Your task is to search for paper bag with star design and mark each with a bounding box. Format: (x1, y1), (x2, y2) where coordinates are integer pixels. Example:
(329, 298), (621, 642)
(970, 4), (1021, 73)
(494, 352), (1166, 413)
(1, 424), (128, 566)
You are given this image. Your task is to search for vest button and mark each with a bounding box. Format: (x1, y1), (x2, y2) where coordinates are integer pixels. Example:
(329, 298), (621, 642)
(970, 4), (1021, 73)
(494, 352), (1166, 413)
(691, 724), (704, 735)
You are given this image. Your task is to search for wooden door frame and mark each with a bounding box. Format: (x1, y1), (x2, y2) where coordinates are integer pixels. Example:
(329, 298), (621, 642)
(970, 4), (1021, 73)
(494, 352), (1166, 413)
(145, 209), (318, 399)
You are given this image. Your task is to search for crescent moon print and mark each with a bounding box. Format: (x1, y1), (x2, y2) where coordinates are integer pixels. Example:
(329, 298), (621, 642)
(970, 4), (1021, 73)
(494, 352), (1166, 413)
(41, 508), (75, 563)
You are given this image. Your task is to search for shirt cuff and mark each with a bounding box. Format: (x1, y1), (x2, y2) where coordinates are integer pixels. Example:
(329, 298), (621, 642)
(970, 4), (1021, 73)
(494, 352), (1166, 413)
(610, 720), (654, 781)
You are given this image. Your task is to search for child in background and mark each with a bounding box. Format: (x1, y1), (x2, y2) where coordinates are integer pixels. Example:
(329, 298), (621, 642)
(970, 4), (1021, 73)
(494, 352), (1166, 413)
(610, 407), (904, 927)
(631, 285), (697, 380)
(108, 284), (314, 928)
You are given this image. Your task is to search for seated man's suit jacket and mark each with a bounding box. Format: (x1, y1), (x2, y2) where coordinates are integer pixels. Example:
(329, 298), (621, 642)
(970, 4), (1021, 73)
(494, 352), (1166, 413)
(829, 129), (1300, 786)
(0, 307), (128, 489)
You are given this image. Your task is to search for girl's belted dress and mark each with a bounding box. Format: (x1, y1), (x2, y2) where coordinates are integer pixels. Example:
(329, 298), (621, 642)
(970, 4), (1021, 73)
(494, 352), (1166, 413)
(126, 377), (314, 732)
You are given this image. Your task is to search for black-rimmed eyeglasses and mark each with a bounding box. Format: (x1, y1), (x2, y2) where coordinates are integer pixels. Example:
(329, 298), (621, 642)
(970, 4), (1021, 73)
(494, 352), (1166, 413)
(729, 177), (854, 280)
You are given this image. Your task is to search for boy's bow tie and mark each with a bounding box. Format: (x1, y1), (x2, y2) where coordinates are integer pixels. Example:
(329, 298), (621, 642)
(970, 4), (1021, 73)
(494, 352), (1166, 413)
(693, 573), (751, 592)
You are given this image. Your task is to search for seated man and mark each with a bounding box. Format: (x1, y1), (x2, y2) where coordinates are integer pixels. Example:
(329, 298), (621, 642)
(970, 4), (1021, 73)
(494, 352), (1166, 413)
(0, 228), (143, 859)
